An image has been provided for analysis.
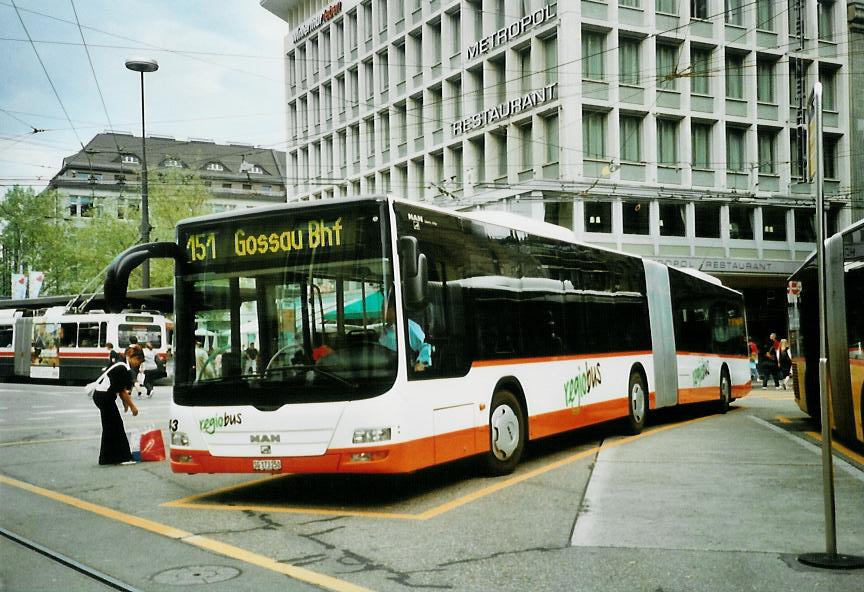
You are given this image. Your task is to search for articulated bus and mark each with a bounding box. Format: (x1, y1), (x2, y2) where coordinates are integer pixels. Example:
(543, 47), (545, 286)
(0, 308), (171, 383)
(104, 196), (750, 476)
(788, 219), (864, 446)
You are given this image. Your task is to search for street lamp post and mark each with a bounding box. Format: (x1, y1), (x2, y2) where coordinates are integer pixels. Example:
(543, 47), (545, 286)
(125, 57), (159, 289)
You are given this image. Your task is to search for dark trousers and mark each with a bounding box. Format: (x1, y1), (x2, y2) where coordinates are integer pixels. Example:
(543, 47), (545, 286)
(760, 364), (779, 387)
(93, 391), (132, 465)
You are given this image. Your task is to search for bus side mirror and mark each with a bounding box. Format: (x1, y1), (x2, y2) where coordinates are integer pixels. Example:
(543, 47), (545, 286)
(398, 236), (427, 310)
(104, 242), (188, 313)
(398, 236), (418, 278)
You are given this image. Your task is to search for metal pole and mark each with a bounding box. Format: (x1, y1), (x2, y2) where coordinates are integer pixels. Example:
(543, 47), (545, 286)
(139, 71), (150, 289)
(797, 83), (864, 570)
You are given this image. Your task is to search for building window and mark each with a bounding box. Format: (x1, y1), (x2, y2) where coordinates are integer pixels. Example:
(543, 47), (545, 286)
(491, 57), (506, 104)
(656, 0), (677, 14)
(757, 129), (777, 174)
(544, 114), (559, 163)
(621, 0), (640, 8)
(762, 207), (787, 241)
(450, 11), (461, 56)
(725, 0), (744, 25)
(544, 35), (558, 85)
(818, 0), (834, 41)
(729, 206), (755, 239)
(695, 204), (721, 238)
(725, 53), (745, 99)
(68, 195), (95, 218)
(756, 59), (775, 103)
(757, 0), (775, 30)
(656, 43), (679, 90)
(494, 130), (508, 178)
(794, 209), (816, 242)
(249, 165), (263, 174)
(659, 203), (686, 236)
(519, 47), (532, 93)
(378, 51), (389, 92)
(584, 201), (612, 233)
(623, 201), (650, 235)
(691, 122), (712, 169)
(242, 183), (253, 190)
(726, 127), (747, 172)
(582, 30), (605, 81)
(583, 110), (606, 158)
(222, 182), (232, 189)
(657, 118), (678, 165)
(521, 123), (533, 171)
(205, 162), (224, 171)
(121, 154), (139, 164)
(790, 128), (804, 179)
(819, 68), (836, 111)
(690, 47), (711, 95)
(619, 37), (641, 86)
(691, 0), (708, 19)
(620, 114), (642, 162)
(824, 135), (838, 179)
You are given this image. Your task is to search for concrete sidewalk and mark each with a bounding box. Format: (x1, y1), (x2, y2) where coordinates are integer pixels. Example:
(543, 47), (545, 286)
(569, 395), (864, 590)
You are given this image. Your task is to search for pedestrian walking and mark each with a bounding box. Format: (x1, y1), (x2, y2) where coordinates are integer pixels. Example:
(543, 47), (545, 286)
(759, 334), (780, 388)
(92, 345), (144, 465)
(778, 338), (793, 389)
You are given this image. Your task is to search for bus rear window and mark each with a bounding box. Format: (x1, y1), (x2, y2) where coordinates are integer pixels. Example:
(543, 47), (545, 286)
(119, 324), (162, 348)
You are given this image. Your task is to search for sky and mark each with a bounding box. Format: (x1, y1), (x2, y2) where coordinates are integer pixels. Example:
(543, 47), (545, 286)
(0, 0), (289, 196)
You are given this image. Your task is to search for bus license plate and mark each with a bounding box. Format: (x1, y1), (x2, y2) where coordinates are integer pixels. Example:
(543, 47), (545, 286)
(252, 459), (281, 471)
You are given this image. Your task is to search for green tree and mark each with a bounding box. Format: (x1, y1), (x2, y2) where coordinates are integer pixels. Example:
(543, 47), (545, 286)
(0, 172), (211, 298)
(146, 169), (211, 287)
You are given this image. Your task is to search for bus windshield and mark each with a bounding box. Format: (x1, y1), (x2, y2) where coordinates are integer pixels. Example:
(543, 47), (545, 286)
(173, 201), (397, 406)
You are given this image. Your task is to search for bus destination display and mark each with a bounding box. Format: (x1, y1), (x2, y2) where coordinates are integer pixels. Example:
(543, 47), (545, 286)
(183, 217), (345, 265)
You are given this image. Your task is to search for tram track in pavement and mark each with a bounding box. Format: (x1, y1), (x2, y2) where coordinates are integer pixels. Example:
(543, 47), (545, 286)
(0, 526), (141, 592)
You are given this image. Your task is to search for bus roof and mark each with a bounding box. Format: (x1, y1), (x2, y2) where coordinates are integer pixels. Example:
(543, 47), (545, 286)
(789, 217), (864, 279)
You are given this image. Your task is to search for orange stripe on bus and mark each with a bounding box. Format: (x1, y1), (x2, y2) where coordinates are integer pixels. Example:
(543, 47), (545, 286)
(677, 386), (720, 405)
(471, 351), (652, 368)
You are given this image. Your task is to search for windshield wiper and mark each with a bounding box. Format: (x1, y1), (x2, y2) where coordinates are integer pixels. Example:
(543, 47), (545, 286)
(268, 364), (359, 389)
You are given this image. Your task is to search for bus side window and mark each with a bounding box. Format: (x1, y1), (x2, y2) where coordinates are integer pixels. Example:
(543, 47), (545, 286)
(60, 323), (77, 348)
(99, 322), (107, 347)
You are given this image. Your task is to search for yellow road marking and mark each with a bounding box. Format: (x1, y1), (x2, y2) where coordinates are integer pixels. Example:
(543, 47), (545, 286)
(804, 432), (864, 466)
(0, 474), (373, 592)
(776, 416), (792, 424)
(166, 412), (723, 521)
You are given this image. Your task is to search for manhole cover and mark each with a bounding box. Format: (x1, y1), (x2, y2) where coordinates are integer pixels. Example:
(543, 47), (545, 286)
(153, 565), (241, 585)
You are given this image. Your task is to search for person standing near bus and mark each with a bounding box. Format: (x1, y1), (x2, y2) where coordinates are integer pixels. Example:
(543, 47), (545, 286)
(93, 345), (143, 465)
(777, 338), (793, 390)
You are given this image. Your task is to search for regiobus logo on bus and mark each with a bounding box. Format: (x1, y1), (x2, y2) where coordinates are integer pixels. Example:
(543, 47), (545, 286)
(563, 362), (603, 411)
(199, 412), (243, 434)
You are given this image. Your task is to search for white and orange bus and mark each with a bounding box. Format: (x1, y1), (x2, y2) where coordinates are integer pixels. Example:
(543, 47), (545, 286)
(788, 218), (864, 446)
(104, 196), (750, 475)
(0, 308), (171, 383)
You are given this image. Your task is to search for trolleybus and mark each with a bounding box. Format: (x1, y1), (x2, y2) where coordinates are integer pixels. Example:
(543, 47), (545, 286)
(0, 307), (171, 383)
(103, 196), (750, 475)
(788, 218), (864, 446)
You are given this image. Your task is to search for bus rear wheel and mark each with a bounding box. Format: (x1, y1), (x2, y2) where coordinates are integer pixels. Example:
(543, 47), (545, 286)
(718, 368), (732, 414)
(626, 371), (647, 435)
(483, 389), (525, 476)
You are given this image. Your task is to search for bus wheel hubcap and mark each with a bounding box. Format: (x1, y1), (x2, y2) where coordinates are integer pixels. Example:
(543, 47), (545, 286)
(631, 383), (645, 423)
(491, 405), (519, 459)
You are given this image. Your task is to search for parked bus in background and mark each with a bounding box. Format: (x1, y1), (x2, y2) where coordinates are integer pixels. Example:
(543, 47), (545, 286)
(788, 218), (864, 446)
(0, 307), (171, 383)
(104, 196), (750, 476)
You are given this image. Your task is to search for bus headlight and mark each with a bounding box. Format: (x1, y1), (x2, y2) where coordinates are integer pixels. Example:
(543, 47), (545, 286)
(171, 431), (190, 447)
(352, 427), (391, 444)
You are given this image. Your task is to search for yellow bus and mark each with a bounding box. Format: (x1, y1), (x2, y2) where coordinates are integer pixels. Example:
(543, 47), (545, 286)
(788, 219), (864, 446)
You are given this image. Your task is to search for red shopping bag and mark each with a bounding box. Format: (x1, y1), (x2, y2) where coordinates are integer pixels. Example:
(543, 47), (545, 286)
(139, 428), (166, 462)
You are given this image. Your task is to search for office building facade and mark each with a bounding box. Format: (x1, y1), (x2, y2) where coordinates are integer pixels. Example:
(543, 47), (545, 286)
(263, 0), (855, 335)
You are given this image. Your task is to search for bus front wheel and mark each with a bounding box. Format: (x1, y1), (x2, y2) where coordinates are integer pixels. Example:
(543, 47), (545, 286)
(626, 371), (648, 435)
(483, 389), (525, 475)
